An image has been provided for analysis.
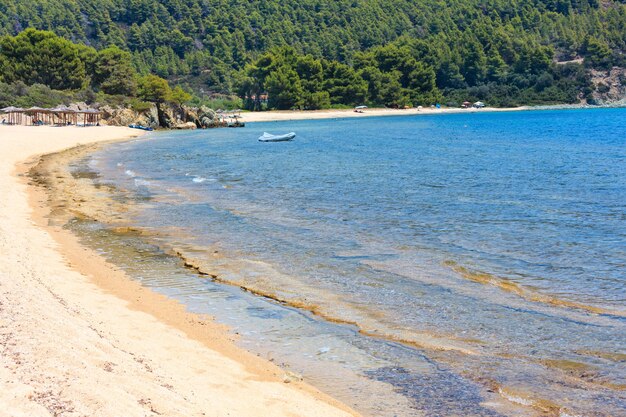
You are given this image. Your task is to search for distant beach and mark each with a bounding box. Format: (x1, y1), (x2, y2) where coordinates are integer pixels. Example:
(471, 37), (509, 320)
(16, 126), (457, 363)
(237, 103), (624, 123)
(239, 106), (529, 122)
(0, 125), (357, 417)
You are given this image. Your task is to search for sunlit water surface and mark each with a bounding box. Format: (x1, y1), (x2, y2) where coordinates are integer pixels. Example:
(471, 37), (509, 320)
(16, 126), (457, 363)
(72, 109), (625, 416)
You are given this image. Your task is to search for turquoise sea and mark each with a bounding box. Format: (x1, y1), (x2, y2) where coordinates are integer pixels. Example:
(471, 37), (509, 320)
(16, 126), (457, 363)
(73, 108), (625, 416)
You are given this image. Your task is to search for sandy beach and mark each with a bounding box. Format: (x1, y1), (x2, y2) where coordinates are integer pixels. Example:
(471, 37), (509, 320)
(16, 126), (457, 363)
(240, 106), (530, 122)
(0, 125), (357, 417)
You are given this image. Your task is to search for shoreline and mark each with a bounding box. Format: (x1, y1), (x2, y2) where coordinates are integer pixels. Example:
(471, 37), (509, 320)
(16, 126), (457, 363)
(0, 125), (357, 417)
(236, 103), (618, 123)
(240, 106), (529, 122)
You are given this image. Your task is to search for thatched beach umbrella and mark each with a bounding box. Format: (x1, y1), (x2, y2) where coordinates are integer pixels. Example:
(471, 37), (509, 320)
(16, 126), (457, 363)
(25, 106), (46, 113)
(1, 106), (25, 125)
(77, 108), (102, 126)
(51, 105), (77, 126)
(24, 106), (52, 125)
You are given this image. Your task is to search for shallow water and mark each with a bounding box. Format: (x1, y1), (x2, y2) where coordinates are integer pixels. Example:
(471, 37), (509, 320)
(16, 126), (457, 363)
(75, 109), (624, 416)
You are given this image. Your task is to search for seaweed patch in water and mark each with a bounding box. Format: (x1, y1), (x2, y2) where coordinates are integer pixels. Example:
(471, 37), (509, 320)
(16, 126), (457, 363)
(366, 366), (503, 416)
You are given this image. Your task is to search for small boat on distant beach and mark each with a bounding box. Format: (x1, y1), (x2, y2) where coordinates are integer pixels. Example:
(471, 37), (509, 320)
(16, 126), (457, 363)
(129, 123), (154, 131)
(258, 132), (296, 142)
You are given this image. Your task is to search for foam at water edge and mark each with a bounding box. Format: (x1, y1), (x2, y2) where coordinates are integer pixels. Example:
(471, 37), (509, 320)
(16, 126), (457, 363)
(497, 388), (534, 407)
(134, 178), (151, 187)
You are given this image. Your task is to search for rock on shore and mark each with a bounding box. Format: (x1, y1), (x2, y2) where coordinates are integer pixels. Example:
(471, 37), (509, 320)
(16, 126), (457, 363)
(86, 102), (223, 129)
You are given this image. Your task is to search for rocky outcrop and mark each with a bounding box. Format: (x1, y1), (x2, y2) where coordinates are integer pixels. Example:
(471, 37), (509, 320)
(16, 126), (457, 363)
(67, 102), (90, 112)
(183, 107), (201, 127)
(589, 67), (626, 105)
(85, 102), (226, 129)
(100, 107), (139, 126)
(96, 104), (160, 128)
(173, 121), (197, 130)
(197, 106), (222, 128)
(153, 104), (222, 129)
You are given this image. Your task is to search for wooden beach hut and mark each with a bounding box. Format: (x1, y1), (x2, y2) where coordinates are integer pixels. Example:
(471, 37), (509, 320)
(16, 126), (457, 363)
(24, 107), (53, 125)
(1, 106), (25, 125)
(50, 106), (77, 126)
(77, 108), (102, 126)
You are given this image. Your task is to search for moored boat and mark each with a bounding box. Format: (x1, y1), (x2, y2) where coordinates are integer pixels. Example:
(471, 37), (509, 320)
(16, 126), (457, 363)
(258, 132), (296, 142)
(129, 123), (154, 131)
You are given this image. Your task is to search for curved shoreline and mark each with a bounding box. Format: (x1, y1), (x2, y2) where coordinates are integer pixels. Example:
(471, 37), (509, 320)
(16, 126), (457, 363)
(0, 125), (357, 417)
(236, 104), (618, 123)
(240, 106), (528, 123)
(8, 119), (623, 417)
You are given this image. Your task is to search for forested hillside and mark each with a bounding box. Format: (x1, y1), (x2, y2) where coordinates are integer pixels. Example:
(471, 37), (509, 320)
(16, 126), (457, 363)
(1, 0), (625, 108)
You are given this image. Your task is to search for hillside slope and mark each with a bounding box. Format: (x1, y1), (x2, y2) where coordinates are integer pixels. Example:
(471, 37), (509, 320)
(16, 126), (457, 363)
(1, 0), (625, 106)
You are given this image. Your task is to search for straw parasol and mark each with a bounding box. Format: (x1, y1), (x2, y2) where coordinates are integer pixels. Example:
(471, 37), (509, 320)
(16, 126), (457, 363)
(24, 106), (50, 125)
(76, 108), (102, 126)
(51, 105), (77, 125)
(1, 106), (25, 125)
(25, 106), (47, 113)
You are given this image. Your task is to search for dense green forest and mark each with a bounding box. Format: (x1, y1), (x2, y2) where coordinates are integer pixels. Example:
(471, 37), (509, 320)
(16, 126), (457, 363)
(1, 0), (625, 109)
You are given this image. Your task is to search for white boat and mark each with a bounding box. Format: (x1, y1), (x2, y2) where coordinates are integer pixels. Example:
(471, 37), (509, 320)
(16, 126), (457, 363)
(258, 132), (296, 142)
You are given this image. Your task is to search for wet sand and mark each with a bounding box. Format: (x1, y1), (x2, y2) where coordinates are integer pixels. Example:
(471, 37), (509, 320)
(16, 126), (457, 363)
(0, 125), (357, 417)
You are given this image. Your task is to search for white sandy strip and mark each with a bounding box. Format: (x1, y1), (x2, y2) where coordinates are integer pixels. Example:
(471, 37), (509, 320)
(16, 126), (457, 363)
(240, 106), (529, 122)
(0, 126), (356, 417)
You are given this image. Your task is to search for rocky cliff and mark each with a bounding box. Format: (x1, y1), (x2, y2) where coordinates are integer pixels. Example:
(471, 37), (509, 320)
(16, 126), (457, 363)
(90, 103), (225, 129)
(589, 67), (626, 105)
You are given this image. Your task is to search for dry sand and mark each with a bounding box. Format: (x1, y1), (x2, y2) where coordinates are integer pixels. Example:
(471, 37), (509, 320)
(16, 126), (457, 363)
(240, 106), (529, 122)
(0, 125), (358, 417)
